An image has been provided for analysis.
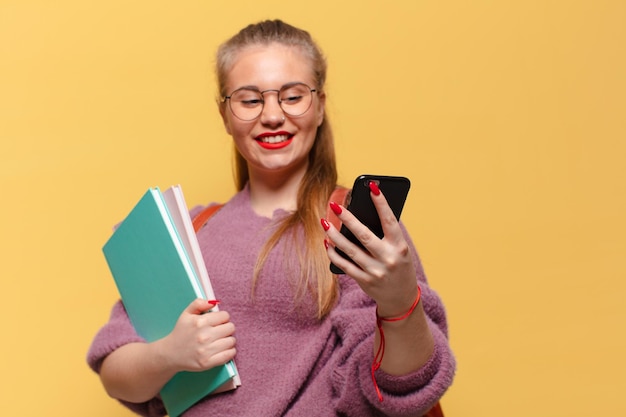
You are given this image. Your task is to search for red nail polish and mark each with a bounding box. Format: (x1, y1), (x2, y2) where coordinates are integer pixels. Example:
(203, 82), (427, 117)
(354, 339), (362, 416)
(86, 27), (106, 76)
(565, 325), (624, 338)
(207, 299), (220, 306)
(369, 181), (381, 196)
(324, 239), (329, 250)
(320, 218), (331, 231)
(329, 201), (342, 215)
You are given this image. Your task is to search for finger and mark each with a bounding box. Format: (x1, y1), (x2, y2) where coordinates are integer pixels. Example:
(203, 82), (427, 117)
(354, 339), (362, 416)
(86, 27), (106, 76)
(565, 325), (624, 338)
(196, 323), (236, 352)
(214, 322), (236, 339)
(368, 182), (404, 243)
(201, 311), (234, 329)
(211, 335), (237, 352)
(324, 199), (400, 279)
(185, 298), (215, 315)
(326, 243), (371, 281)
(326, 204), (379, 256)
(206, 346), (237, 368)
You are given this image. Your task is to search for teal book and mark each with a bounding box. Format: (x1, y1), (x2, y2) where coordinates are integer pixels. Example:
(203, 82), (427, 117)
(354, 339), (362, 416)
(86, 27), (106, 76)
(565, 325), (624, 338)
(102, 187), (238, 417)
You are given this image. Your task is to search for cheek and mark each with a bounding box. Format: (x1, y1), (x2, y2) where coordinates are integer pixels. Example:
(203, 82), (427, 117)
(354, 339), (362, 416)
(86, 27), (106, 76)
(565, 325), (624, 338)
(228, 122), (253, 146)
(223, 114), (250, 138)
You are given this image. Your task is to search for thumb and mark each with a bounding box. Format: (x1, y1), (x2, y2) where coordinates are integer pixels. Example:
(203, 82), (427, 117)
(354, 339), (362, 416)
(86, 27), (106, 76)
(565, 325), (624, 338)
(185, 298), (219, 315)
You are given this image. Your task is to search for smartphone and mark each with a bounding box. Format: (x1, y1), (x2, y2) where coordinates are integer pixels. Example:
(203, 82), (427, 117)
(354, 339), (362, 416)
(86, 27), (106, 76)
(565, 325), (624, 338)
(330, 174), (411, 274)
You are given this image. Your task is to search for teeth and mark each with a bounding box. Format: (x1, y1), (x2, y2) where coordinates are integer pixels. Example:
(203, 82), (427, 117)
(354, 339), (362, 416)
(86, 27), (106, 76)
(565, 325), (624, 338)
(259, 135), (289, 144)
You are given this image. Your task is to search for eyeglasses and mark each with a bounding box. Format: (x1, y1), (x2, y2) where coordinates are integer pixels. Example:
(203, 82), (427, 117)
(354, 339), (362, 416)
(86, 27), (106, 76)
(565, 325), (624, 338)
(223, 82), (317, 121)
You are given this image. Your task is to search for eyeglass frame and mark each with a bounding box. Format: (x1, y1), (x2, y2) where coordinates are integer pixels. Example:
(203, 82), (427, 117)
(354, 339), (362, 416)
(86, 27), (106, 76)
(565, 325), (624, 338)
(222, 82), (318, 121)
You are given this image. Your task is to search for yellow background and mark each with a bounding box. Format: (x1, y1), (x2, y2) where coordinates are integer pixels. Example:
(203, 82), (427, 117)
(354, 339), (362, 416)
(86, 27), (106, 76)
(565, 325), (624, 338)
(1, 1), (624, 415)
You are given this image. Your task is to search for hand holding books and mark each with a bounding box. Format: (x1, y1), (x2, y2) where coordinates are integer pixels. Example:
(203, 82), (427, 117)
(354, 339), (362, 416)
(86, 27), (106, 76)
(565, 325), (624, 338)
(160, 298), (236, 373)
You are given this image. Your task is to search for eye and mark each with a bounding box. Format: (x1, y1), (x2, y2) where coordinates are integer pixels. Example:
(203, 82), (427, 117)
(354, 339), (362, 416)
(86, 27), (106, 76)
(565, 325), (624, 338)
(280, 86), (307, 104)
(232, 90), (263, 107)
(240, 98), (263, 107)
(281, 94), (303, 104)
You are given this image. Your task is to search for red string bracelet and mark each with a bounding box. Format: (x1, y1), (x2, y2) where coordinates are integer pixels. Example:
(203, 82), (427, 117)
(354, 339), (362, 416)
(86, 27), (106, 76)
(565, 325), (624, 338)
(372, 285), (422, 402)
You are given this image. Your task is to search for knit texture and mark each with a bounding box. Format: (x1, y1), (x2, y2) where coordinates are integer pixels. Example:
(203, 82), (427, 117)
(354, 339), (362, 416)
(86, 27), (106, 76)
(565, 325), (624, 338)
(87, 186), (455, 416)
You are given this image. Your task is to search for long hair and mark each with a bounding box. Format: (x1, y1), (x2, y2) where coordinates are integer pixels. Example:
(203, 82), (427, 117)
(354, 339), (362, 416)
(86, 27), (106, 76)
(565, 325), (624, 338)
(216, 20), (339, 318)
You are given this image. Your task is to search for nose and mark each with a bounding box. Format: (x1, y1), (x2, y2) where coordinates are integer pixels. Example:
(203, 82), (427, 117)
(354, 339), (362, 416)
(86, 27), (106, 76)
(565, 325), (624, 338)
(259, 90), (285, 125)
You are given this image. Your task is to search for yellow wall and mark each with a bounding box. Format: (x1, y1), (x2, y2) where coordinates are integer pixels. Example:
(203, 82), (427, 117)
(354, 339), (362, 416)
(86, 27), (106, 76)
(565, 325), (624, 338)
(1, 1), (624, 415)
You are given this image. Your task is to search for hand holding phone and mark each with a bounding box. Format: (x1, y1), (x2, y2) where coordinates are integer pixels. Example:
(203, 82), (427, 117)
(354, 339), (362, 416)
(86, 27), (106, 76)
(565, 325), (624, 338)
(329, 175), (411, 274)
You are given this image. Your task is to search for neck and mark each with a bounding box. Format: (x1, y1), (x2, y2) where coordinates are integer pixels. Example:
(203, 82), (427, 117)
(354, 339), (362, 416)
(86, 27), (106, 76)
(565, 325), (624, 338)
(247, 166), (306, 218)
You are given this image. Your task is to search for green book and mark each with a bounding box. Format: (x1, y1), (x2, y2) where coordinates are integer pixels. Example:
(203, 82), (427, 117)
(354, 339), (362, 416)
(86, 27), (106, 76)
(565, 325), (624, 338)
(103, 187), (238, 417)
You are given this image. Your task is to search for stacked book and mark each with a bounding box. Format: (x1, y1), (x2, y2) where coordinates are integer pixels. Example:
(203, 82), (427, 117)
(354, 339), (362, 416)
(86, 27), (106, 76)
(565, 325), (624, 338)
(102, 185), (240, 417)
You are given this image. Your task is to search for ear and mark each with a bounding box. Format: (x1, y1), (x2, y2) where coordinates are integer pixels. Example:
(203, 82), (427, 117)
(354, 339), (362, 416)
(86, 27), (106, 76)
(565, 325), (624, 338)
(219, 103), (232, 135)
(315, 91), (326, 127)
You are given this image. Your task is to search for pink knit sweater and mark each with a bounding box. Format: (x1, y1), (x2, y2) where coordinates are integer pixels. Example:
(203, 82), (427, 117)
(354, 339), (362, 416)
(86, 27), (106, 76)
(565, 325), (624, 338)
(87, 186), (455, 416)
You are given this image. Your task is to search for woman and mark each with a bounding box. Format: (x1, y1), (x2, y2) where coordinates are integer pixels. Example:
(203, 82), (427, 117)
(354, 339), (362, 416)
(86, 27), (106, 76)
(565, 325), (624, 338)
(88, 19), (455, 416)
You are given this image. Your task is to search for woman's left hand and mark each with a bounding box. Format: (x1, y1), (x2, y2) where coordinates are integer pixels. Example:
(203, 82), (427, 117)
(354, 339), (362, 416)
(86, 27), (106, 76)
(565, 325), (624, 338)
(323, 184), (419, 317)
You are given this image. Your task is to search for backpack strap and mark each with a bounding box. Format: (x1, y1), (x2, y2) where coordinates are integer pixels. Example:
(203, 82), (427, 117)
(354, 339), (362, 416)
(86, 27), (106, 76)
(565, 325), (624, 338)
(192, 204), (224, 233)
(192, 187), (350, 233)
(326, 187), (349, 231)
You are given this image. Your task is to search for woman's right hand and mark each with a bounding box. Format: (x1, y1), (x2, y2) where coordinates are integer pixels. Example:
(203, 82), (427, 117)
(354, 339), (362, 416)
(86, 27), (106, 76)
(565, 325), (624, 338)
(159, 298), (237, 373)
(100, 298), (236, 403)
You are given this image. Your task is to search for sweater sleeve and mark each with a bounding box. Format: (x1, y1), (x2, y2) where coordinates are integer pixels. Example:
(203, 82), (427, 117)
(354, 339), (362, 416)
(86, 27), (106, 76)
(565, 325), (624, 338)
(86, 301), (167, 417)
(330, 223), (456, 417)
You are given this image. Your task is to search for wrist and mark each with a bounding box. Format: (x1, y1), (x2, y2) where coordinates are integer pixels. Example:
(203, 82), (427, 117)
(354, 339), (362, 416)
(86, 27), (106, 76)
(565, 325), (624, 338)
(151, 337), (182, 375)
(372, 285), (422, 402)
(375, 286), (421, 319)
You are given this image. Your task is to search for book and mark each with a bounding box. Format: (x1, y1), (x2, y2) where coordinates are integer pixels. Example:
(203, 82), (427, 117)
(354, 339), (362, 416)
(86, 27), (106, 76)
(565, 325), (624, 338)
(161, 186), (216, 300)
(102, 186), (239, 417)
(161, 185), (241, 393)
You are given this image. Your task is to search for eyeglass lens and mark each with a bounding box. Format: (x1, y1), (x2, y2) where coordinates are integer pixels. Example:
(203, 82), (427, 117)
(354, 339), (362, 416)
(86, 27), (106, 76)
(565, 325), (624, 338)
(228, 83), (314, 121)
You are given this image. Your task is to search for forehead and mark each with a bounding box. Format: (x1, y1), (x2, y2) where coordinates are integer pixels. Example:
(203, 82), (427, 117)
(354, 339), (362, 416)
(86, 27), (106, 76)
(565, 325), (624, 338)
(225, 43), (315, 91)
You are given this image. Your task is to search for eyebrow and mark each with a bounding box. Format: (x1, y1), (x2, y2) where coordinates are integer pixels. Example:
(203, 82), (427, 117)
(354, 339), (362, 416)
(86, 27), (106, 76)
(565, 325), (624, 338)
(229, 81), (310, 93)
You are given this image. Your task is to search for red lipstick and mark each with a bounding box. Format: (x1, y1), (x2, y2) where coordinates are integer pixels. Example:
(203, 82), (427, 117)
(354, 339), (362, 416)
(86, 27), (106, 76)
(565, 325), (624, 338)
(255, 131), (294, 150)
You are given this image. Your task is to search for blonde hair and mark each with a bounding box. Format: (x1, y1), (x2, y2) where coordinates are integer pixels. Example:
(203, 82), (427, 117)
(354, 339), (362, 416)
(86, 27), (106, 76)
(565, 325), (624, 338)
(216, 20), (338, 318)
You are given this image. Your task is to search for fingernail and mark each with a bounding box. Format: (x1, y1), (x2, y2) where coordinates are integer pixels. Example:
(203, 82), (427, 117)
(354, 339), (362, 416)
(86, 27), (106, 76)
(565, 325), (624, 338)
(320, 218), (331, 231)
(369, 181), (381, 196)
(324, 239), (329, 250)
(329, 201), (342, 215)
(207, 299), (220, 306)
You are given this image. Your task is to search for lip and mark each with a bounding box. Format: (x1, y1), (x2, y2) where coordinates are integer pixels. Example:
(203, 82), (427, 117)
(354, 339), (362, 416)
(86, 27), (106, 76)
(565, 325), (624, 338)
(255, 131), (294, 150)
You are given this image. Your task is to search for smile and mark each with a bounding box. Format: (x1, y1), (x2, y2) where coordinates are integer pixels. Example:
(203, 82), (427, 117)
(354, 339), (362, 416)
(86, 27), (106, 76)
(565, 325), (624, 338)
(255, 133), (294, 150)
(257, 134), (290, 144)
